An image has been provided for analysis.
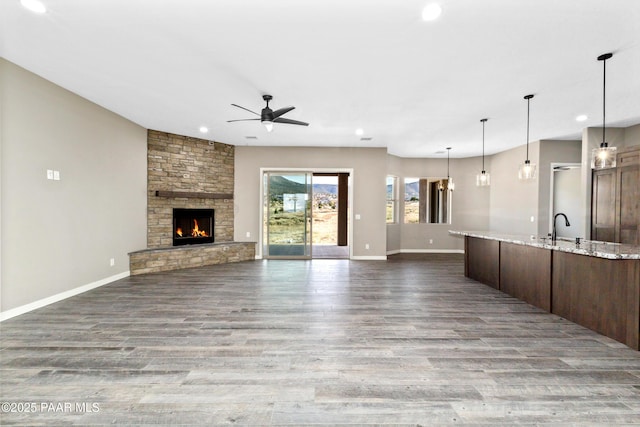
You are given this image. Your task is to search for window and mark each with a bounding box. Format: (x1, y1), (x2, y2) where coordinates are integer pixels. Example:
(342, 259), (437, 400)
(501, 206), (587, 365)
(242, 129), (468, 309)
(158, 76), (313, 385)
(404, 177), (451, 224)
(386, 176), (398, 223)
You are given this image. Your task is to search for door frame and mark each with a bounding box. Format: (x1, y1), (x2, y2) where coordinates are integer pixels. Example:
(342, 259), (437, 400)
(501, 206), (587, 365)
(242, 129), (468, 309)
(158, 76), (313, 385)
(259, 167), (354, 259)
(549, 162), (583, 237)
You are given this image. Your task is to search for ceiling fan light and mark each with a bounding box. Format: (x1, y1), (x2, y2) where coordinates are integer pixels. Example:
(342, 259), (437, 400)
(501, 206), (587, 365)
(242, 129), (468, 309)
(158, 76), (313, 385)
(263, 121), (273, 132)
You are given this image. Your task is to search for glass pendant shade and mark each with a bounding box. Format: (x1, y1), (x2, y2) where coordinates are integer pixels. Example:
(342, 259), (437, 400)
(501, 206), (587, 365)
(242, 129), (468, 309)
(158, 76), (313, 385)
(591, 143), (617, 169)
(476, 170), (490, 186)
(591, 53), (616, 169)
(518, 159), (537, 180)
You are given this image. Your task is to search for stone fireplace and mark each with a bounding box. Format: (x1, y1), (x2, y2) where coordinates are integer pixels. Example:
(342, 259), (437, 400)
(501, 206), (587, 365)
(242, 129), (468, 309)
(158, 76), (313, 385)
(146, 130), (234, 248)
(128, 130), (255, 275)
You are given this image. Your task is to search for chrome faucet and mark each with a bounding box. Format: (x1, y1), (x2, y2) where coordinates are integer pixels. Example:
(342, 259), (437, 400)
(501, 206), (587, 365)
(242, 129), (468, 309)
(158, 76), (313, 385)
(552, 213), (570, 242)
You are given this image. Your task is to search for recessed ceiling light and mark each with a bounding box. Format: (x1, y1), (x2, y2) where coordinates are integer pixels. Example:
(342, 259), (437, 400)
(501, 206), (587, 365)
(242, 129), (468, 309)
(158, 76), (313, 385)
(245, 136), (258, 139)
(199, 126), (208, 133)
(355, 128), (364, 136)
(576, 114), (588, 122)
(422, 3), (442, 21)
(360, 137), (373, 141)
(20, 0), (46, 14)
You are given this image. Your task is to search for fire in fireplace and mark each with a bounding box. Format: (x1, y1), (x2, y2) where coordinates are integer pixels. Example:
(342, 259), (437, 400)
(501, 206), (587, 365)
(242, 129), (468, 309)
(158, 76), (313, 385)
(173, 208), (214, 246)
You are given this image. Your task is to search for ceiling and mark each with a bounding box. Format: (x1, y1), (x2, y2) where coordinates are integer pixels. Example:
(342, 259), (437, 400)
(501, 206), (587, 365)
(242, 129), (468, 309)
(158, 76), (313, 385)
(2, 0), (639, 158)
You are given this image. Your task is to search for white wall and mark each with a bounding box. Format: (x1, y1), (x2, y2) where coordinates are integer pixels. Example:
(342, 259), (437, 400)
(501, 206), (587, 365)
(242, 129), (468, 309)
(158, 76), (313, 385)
(0, 59), (147, 314)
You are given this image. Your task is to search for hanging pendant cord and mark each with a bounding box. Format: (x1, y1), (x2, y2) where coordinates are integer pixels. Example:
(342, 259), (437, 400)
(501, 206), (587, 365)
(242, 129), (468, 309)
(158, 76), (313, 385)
(526, 97), (530, 161)
(447, 149), (450, 178)
(481, 120), (485, 170)
(602, 56), (606, 146)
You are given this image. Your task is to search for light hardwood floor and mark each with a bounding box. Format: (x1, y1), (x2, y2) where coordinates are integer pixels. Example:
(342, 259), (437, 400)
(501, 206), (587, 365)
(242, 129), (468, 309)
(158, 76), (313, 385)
(1, 254), (640, 425)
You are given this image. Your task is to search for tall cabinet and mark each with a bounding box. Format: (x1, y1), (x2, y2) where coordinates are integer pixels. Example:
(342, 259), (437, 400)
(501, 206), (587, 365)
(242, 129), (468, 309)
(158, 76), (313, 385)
(592, 146), (640, 244)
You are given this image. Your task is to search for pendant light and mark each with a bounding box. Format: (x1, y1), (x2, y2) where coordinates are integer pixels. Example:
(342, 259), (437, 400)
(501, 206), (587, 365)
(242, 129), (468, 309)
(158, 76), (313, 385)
(476, 118), (490, 186)
(518, 94), (536, 180)
(446, 147), (455, 191)
(591, 52), (616, 169)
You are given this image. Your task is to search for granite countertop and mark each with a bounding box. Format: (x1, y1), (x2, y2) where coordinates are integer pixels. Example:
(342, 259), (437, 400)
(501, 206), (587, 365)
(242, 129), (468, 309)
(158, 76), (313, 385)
(449, 230), (640, 260)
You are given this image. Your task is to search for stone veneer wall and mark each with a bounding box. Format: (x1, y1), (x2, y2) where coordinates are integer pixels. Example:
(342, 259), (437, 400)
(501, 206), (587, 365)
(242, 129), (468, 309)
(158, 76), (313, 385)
(147, 130), (234, 248)
(129, 242), (255, 275)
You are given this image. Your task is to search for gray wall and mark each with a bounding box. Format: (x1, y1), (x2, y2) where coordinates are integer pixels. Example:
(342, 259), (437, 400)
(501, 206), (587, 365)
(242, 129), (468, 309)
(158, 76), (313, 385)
(624, 124), (640, 146)
(386, 155), (490, 252)
(489, 141), (540, 235)
(234, 146), (388, 258)
(1, 59), (147, 313)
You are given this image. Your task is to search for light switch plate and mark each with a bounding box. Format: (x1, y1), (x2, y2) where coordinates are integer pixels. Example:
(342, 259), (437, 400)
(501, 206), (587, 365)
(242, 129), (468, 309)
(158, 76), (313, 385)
(53, 170), (60, 181)
(47, 169), (54, 180)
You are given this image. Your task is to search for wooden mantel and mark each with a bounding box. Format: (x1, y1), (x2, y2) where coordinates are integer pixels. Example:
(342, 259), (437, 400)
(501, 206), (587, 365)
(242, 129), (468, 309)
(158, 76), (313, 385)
(155, 190), (233, 200)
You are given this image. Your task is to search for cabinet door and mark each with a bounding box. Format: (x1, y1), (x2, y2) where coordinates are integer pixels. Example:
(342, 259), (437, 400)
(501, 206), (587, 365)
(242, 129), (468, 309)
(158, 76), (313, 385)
(615, 150), (639, 244)
(591, 168), (616, 242)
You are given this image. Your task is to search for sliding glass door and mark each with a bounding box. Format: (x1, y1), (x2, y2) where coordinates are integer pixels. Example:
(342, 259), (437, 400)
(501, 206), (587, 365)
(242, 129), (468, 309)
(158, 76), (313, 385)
(263, 172), (313, 258)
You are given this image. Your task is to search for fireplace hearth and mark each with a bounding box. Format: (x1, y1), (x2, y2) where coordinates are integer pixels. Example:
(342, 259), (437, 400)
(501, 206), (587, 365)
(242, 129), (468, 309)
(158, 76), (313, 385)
(173, 208), (214, 246)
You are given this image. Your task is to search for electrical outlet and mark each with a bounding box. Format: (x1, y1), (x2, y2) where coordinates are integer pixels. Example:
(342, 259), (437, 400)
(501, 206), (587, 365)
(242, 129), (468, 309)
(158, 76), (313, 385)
(365, 243), (370, 250)
(53, 170), (60, 181)
(47, 169), (54, 180)
(246, 231), (251, 238)
(530, 216), (535, 222)
(429, 239), (433, 244)
(109, 258), (115, 267)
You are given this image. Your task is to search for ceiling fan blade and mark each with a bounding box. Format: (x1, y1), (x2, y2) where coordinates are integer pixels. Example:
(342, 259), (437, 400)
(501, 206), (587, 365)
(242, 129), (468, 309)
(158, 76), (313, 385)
(271, 106), (295, 119)
(231, 104), (260, 116)
(227, 118), (260, 123)
(273, 117), (309, 126)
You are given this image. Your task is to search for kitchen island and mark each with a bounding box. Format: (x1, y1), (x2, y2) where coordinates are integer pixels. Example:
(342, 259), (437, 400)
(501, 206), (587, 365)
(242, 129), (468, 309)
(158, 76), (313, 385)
(450, 231), (640, 349)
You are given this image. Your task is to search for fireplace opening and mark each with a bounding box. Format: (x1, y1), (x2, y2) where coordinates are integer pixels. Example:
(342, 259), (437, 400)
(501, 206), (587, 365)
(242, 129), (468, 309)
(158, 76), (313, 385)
(173, 208), (214, 246)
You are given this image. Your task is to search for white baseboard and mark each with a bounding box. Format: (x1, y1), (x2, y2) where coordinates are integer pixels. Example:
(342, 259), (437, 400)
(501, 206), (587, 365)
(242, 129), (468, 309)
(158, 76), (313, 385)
(350, 255), (388, 260)
(0, 271), (130, 322)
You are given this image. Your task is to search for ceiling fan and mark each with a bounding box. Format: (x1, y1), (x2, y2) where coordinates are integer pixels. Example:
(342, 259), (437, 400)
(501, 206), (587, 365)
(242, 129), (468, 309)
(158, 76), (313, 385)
(227, 94), (309, 132)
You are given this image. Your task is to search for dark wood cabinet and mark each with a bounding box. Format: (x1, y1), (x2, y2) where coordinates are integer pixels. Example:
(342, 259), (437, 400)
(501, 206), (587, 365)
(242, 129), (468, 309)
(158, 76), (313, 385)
(500, 242), (551, 311)
(464, 237), (499, 289)
(591, 168), (616, 242)
(615, 148), (639, 244)
(591, 145), (640, 244)
(462, 233), (640, 350)
(552, 251), (640, 349)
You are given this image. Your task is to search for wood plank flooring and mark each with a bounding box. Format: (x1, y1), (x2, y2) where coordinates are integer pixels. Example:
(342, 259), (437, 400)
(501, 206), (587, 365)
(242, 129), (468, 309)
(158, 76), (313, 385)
(2, 254), (640, 425)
